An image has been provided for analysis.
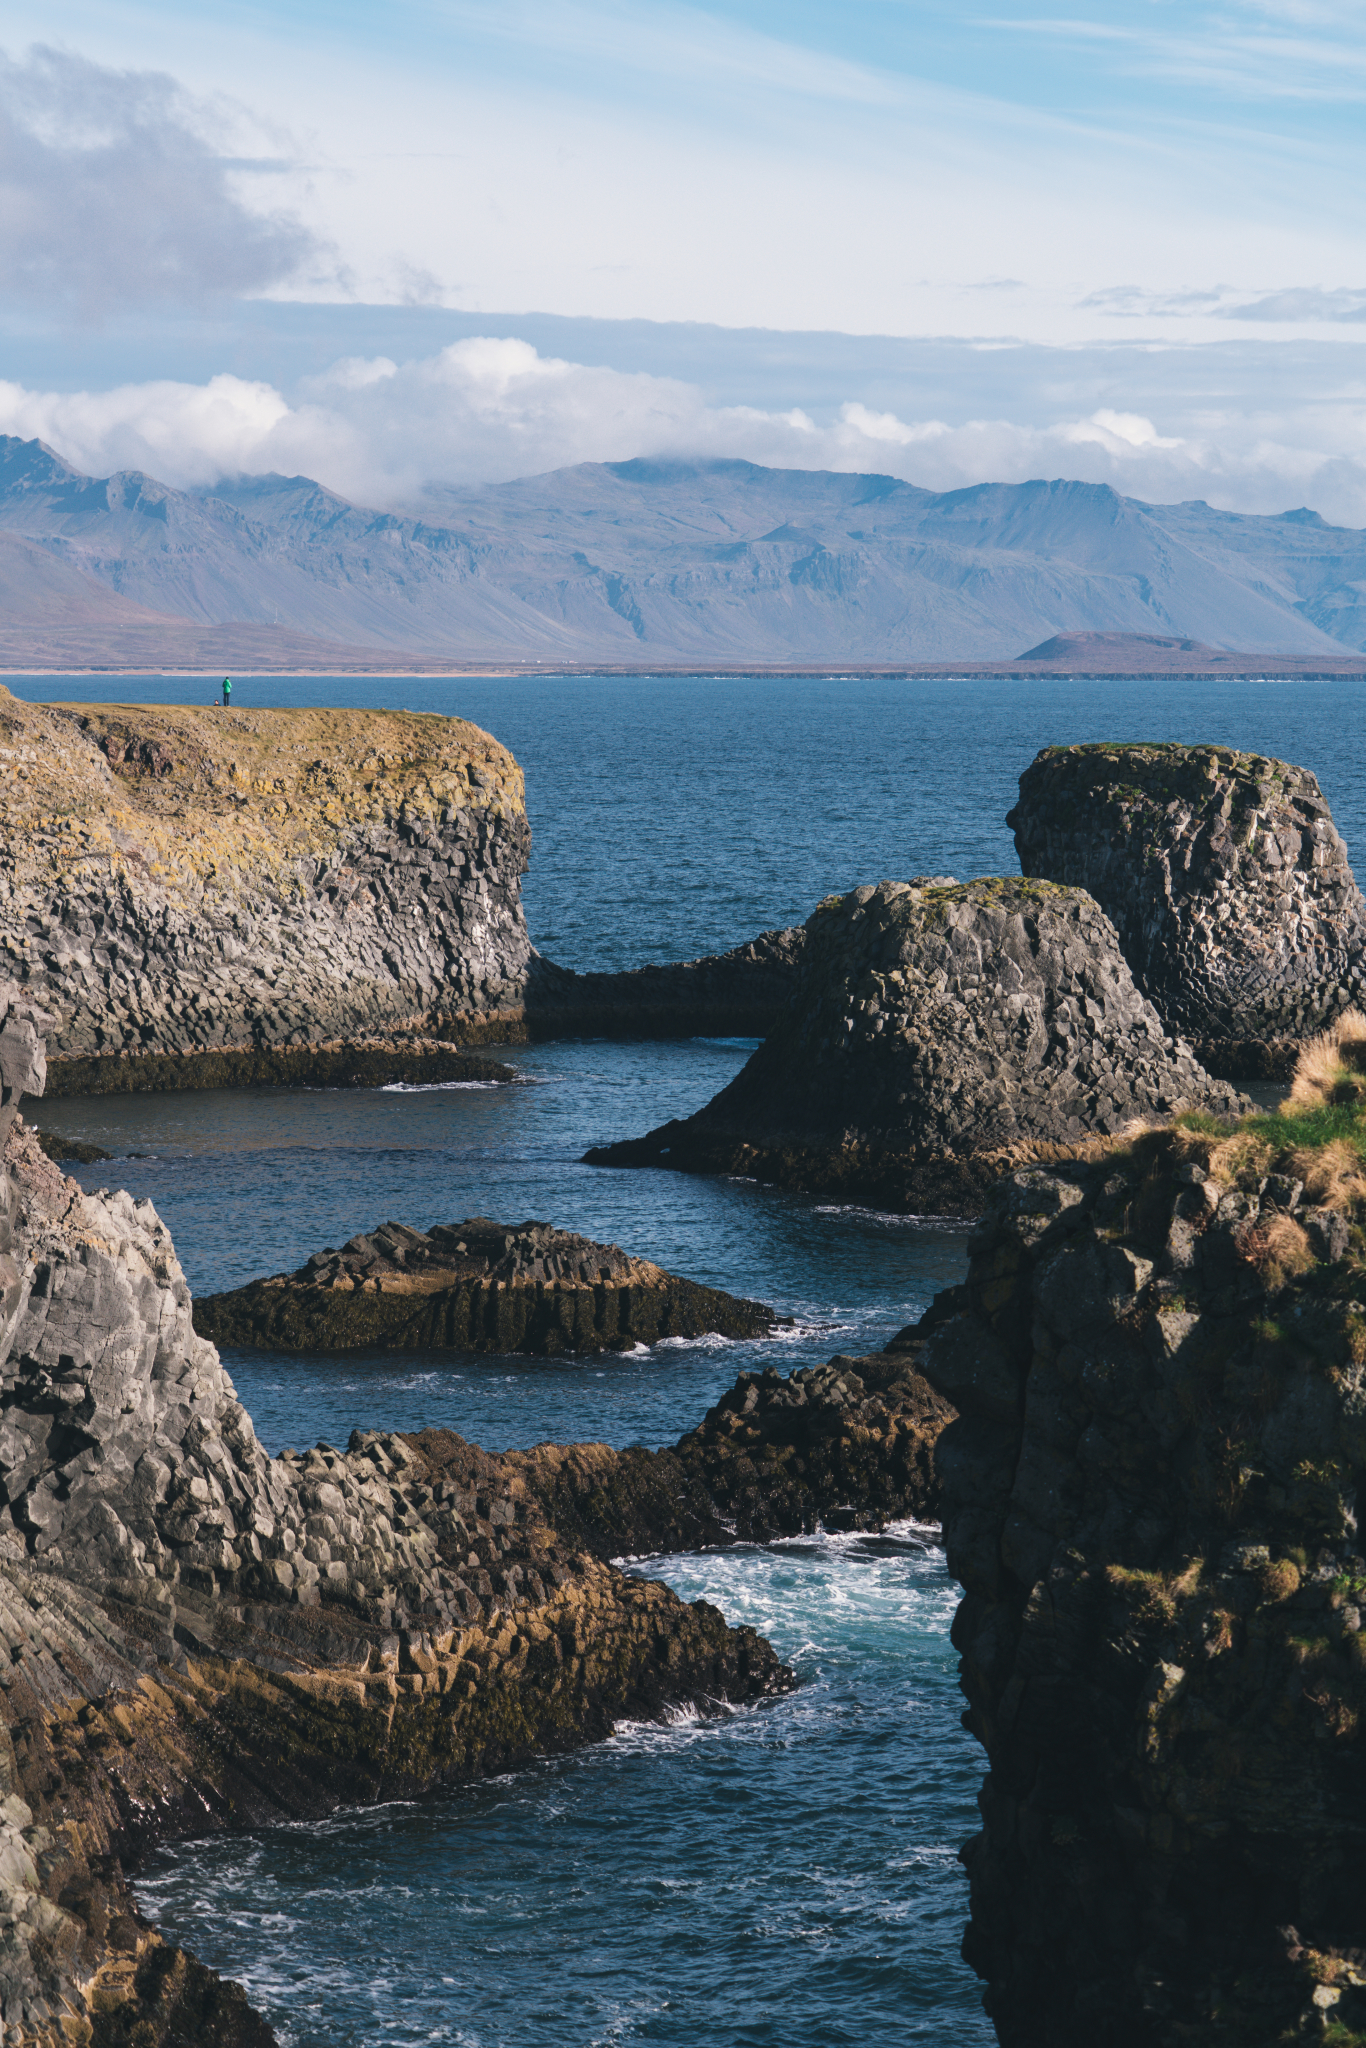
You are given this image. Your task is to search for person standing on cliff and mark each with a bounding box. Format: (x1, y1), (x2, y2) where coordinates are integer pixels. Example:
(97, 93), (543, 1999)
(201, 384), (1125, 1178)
(222, 677), (233, 708)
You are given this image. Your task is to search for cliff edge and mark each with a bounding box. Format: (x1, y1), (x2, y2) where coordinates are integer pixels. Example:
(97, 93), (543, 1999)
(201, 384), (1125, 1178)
(920, 1013), (1366, 2044)
(0, 690), (531, 1079)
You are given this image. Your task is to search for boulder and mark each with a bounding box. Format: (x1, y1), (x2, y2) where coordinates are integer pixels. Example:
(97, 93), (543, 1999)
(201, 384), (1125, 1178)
(586, 876), (1246, 1214)
(1009, 740), (1366, 1077)
(193, 1215), (785, 1354)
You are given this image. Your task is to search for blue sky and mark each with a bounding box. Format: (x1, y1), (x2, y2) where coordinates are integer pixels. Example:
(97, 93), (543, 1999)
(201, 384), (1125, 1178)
(2, 1), (1366, 515)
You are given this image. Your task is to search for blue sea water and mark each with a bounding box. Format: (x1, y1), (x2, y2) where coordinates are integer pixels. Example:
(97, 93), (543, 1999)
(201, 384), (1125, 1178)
(22, 669), (1366, 2047)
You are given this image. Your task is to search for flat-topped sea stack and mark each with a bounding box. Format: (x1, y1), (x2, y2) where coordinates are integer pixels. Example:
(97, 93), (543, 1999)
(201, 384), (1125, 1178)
(0, 689), (533, 1090)
(1010, 741), (1366, 1080)
(194, 1215), (784, 1354)
(586, 877), (1248, 1214)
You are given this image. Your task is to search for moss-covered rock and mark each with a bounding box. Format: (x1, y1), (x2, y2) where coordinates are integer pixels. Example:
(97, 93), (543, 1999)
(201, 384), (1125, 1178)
(586, 876), (1245, 1214)
(1009, 741), (1366, 1074)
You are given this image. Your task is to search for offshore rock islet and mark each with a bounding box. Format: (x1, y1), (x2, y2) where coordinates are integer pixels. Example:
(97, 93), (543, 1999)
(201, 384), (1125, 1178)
(587, 875), (1247, 1214)
(193, 1215), (787, 1355)
(1010, 741), (1366, 1079)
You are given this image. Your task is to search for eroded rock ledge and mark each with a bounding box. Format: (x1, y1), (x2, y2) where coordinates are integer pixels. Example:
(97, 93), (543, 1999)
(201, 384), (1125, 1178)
(920, 1073), (1366, 2045)
(1009, 742), (1366, 1079)
(0, 999), (810, 2040)
(193, 1215), (785, 1355)
(587, 877), (1246, 1215)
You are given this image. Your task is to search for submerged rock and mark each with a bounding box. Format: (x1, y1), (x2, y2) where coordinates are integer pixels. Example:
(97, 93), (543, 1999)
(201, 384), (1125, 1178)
(1009, 741), (1366, 1078)
(920, 1087), (1366, 2045)
(193, 1215), (784, 1354)
(586, 876), (1246, 1214)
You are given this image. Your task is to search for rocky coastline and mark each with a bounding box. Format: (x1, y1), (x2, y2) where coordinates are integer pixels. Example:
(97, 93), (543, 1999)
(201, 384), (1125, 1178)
(0, 975), (972, 2042)
(193, 1215), (787, 1355)
(587, 876), (1247, 1214)
(919, 1017), (1366, 2045)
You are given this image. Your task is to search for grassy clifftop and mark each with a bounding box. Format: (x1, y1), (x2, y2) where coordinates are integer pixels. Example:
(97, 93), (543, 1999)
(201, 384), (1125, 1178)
(0, 689), (524, 905)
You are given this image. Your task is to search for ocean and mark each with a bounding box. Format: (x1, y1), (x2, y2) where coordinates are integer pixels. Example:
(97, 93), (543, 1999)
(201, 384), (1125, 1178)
(24, 669), (1366, 2046)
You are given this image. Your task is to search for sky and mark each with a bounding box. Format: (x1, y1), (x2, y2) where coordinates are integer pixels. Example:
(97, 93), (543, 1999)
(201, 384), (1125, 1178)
(2, 1), (1366, 518)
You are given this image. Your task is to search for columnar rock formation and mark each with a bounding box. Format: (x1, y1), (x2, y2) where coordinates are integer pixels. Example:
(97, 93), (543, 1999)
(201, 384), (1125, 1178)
(921, 1100), (1366, 2045)
(1009, 742), (1366, 1076)
(587, 877), (1247, 1214)
(0, 990), (804, 2040)
(193, 1215), (785, 1354)
(0, 690), (533, 1082)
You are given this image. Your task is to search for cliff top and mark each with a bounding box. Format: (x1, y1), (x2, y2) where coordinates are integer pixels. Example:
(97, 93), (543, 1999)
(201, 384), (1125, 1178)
(1018, 740), (1331, 821)
(0, 687), (524, 899)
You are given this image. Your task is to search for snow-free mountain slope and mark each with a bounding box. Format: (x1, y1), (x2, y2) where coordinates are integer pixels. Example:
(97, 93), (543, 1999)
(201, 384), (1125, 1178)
(3, 437), (1366, 662)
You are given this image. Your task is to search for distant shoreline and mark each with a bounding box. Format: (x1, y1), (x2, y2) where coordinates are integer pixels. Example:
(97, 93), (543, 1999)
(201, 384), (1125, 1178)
(4, 661), (1366, 682)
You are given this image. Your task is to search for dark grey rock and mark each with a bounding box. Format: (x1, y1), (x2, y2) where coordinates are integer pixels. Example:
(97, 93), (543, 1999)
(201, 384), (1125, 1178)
(586, 876), (1247, 1214)
(1009, 741), (1366, 1064)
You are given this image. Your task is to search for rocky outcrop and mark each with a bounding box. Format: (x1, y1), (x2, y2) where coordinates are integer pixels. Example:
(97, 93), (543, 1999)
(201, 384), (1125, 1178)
(192, 1215), (785, 1355)
(518, 926), (806, 1040)
(0, 690), (533, 1083)
(495, 1332), (956, 1556)
(0, 1015), (797, 2040)
(919, 1086), (1366, 2045)
(42, 1038), (518, 1095)
(1009, 742), (1366, 1079)
(587, 877), (1246, 1214)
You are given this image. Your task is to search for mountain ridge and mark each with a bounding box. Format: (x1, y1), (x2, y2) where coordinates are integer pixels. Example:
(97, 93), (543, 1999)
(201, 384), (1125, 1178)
(2, 436), (1366, 665)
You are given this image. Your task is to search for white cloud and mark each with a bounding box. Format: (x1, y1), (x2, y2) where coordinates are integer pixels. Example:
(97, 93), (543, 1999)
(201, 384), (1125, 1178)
(5, 335), (1366, 526)
(0, 45), (328, 311)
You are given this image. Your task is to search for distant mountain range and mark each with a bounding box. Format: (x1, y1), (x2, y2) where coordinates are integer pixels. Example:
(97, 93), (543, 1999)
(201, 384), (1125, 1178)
(3, 435), (1366, 668)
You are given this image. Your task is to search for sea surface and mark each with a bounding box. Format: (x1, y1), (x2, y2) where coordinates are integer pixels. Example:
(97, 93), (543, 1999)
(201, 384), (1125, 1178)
(22, 669), (1366, 2047)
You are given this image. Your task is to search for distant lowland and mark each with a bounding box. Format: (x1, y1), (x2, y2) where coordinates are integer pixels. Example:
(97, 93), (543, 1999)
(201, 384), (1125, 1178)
(3, 433), (1366, 673)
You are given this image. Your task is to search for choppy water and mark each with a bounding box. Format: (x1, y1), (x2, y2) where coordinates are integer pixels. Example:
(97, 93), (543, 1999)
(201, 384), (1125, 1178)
(22, 670), (1365, 2046)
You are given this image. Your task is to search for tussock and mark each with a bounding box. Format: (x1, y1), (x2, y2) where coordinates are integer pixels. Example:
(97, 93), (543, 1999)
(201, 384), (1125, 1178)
(1235, 1213), (1316, 1290)
(1287, 1010), (1366, 1110)
(1288, 1138), (1366, 1212)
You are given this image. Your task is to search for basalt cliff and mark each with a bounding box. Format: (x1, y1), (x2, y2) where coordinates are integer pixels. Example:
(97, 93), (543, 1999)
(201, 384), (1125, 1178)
(0, 974), (969, 2044)
(0, 981), (820, 2044)
(0, 690), (532, 1090)
(920, 1014), (1366, 2046)
(0, 689), (803, 1090)
(587, 877), (1247, 1214)
(1010, 743), (1366, 1081)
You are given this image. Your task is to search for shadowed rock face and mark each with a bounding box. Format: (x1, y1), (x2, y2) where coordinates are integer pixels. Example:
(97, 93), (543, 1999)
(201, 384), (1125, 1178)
(1009, 742), (1366, 1077)
(192, 1216), (785, 1355)
(919, 1132), (1366, 2047)
(586, 877), (1247, 1215)
(496, 1336), (956, 1557)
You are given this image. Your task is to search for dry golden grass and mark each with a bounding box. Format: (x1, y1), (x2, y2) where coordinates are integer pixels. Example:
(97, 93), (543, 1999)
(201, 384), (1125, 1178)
(1236, 1213), (1316, 1290)
(1280, 1139), (1366, 1214)
(1287, 1010), (1366, 1110)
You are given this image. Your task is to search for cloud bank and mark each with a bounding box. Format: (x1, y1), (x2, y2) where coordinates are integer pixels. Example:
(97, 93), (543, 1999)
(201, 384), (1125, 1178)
(0, 45), (325, 311)
(4, 335), (1366, 526)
